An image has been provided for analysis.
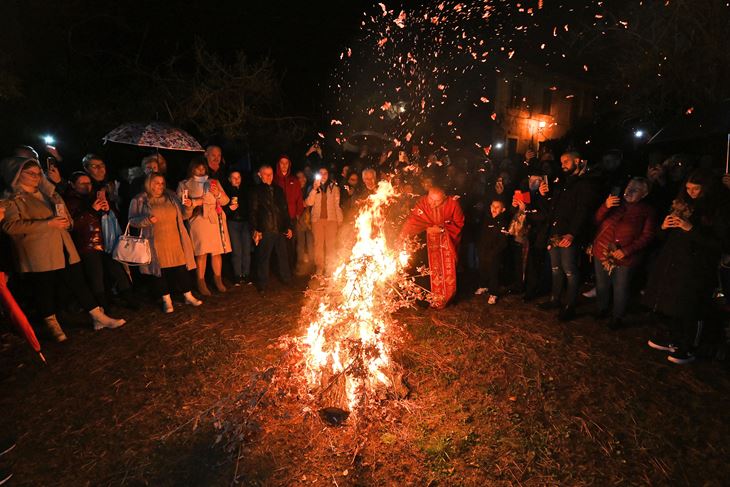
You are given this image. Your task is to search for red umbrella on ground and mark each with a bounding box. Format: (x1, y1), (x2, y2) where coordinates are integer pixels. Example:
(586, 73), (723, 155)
(0, 272), (45, 362)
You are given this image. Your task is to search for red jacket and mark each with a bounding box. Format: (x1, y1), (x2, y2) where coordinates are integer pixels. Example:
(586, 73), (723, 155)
(593, 202), (656, 267)
(274, 169), (303, 219)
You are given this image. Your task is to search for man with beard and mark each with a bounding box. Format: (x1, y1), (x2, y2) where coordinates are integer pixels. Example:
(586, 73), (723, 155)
(538, 151), (601, 321)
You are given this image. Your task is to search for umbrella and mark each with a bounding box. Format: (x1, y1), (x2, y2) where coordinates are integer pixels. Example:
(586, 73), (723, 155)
(103, 122), (204, 152)
(0, 272), (45, 362)
(342, 131), (395, 154)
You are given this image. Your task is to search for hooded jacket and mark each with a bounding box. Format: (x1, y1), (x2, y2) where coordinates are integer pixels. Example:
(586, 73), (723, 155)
(1, 156), (80, 272)
(274, 167), (304, 220)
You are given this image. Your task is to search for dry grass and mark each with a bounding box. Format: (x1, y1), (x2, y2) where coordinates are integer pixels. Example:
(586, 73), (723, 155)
(1, 279), (729, 486)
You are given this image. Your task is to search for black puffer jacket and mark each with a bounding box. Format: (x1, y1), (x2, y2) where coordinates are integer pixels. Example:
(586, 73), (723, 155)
(249, 182), (291, 234)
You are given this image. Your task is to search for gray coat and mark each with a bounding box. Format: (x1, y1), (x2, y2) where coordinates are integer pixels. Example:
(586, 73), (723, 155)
(128, 190), (196, 277)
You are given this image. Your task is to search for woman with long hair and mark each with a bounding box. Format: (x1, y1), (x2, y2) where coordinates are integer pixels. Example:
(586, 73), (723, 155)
(304, 166), (343, 277)
(644, 169), (724, 364)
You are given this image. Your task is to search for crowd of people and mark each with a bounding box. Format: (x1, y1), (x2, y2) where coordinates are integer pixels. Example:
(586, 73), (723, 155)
(1, 141), (730, 367)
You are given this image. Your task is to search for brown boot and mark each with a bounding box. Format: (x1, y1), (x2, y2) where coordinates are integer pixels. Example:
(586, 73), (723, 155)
(197, 278), (212, 296)
(43, 315), (68, 342)
(213, 275), (227, 293)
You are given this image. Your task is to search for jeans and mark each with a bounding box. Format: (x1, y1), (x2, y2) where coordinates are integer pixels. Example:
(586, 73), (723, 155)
(227, 220), (251, 278)
(26, 263), (98, 317)
(151, 265), (193, 297)
(594, 259), (633, 319)
(255, 231), (292, 288)
(80, 251), (131, 308)
(548, 245), (580, 307)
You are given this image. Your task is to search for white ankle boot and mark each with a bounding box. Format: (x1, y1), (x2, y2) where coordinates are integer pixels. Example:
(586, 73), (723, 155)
(43, 314), (68, 342)
(183, 291), (202, 307)
(89, 306), (126, 330)
(161, 294), (174, 313)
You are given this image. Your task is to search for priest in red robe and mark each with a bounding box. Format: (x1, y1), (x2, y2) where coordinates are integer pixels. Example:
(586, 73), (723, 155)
(401, 186), (465, 308)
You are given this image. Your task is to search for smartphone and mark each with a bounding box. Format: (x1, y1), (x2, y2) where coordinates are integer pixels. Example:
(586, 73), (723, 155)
(55, 203), (66, 218)
(96, 190), (106, 201)
(45, 157), (55, 173)
(610, 186), (622, 197)
(542, 175), (549, 190)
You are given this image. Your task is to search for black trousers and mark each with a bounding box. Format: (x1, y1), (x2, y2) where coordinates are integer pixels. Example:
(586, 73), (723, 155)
(150, 266), (193, 297)
(80, 251), (131, 307)
(479, 251), (504, 294)
(26, 263), (98, 317)
(255, 231), (292, 288)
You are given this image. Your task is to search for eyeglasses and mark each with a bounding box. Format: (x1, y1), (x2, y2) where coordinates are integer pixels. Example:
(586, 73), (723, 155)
(22, 170), (42, 178)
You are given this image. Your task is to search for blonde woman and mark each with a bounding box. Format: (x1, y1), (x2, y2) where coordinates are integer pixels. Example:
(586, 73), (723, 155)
(128, 173), (202, 313)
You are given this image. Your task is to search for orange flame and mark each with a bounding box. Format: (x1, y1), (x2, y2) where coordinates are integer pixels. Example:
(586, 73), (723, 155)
(302, 181), (408, 411)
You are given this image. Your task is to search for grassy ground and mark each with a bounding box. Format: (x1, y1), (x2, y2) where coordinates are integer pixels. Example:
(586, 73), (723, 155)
(1, 278), (729, 486)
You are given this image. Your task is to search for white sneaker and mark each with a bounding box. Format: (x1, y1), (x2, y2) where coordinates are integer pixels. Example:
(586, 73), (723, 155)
(183, 292), (203, 307)
(162, 294), (174, 313)
(487, 294), (498, 305)
(582, 287), (597, 298)
(474, 287), (488, 295)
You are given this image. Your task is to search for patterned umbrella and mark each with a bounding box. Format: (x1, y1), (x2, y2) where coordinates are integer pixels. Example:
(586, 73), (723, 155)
(103, 122), (204, 152)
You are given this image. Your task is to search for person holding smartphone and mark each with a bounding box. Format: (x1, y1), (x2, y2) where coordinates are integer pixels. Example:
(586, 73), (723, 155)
(538, 151), (602, 321)
(592, 178), (656, 329)
(1, 157), (126, 341)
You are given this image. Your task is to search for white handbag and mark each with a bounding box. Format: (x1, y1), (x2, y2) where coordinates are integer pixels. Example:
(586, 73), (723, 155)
(113, 223), (152, 266)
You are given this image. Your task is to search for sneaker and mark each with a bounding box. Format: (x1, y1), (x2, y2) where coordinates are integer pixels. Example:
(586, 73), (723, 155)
(183, 292), (203, 307)
(487, 294), (497, 305)
(234, 275), (243, 287)
(647, 339), (678, 353)
(667, 350), (695, 365)
(538, 299), (561, 310)
(0, 468), (12, 486)
(582, 287), (597, 298)
(474, 287), (488, 296)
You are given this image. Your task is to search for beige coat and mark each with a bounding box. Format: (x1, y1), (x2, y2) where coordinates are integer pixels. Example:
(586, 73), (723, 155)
(2, 177), (79, 273)
(305, 183), (343, 224)
(177, 178), (231, 255)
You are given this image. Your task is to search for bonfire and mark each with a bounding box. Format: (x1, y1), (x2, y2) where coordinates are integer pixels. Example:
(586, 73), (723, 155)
(297, 180), (424, 422)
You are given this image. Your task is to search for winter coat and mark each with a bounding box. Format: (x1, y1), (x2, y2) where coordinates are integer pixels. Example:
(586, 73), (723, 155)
(305, 183), (343, 224)
(593, 202), (656, 268)
(547, 173), (602, 245)
(222, 183), (250, 222)
(177, 177), (231, 255)
(478, 212), (510, 263)
(128, 190), (196, 277)
(274, 169), (304, 220)
(63, 188), (104, 254)
(643, 202), (722, 319)
(249, 183), (291, 234)
(0, 157), (80, 273)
